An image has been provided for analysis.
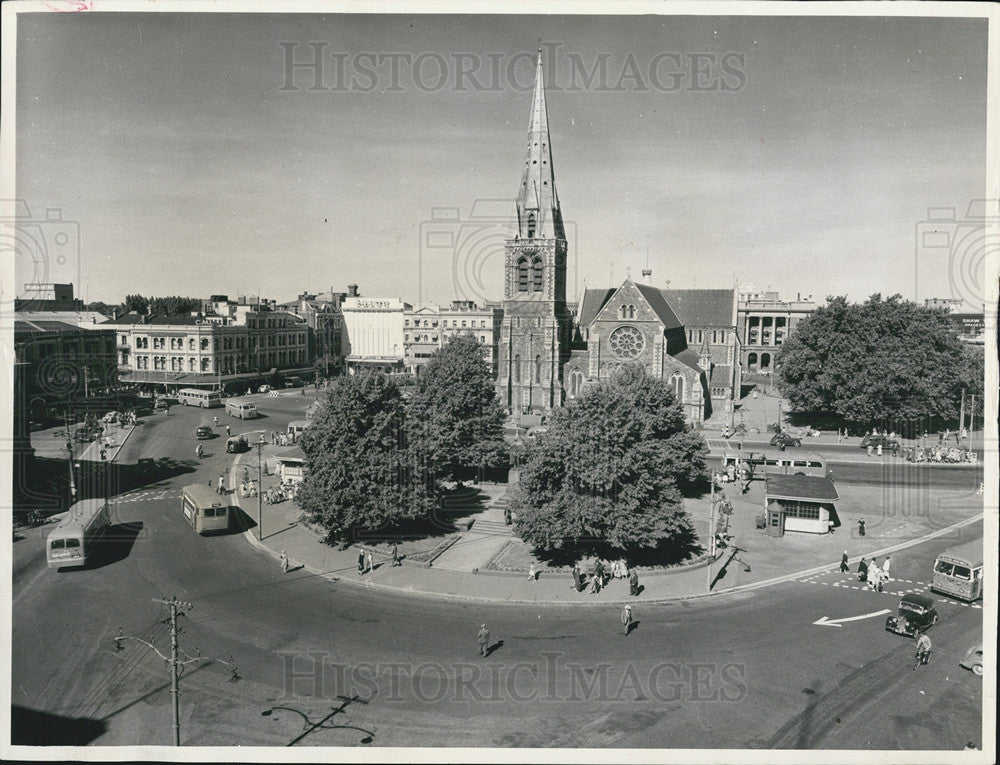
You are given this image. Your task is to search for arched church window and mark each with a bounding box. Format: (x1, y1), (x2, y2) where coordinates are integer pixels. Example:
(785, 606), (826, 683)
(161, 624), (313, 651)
(527, 213), (536, 238)
(514, 355), (521, 382)
(570, 369), (582, 398)
(517, 258), (529, 292)
(619, 305), (626, 319)
(671, 373), (684, 403)
(534, 355), (541, 383)
(531, 257), (543, 292)
(628, 305), (635, 319)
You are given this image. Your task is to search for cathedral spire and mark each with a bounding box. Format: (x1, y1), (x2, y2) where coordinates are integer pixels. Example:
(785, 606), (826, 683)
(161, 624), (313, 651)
(516, 50), (564, 241)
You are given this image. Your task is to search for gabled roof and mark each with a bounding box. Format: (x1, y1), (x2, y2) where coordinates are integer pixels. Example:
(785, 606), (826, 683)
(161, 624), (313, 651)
(635, 283), (683, 330)
(577, 288), (616, 328)
(766, 475), (839, 502)
(661, 289), (735, 328)
(673, 347), (703, 372)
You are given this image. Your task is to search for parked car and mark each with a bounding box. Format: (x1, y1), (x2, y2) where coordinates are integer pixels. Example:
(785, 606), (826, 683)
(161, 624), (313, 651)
(770, 432), (802, 449)
(860, 434), (900, 450)
(885, 593), (938, 637)
(196, 426), (213, 440)
(258, 384), (271, 393)
(226, 435), (250, 454)
(959, 643), (983, 675)
(154, 399), (170, 411)
(136, 457), (157, 478)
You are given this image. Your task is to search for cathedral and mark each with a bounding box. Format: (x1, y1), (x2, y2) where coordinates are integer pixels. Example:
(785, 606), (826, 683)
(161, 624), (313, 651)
(496, 52), (740, 424)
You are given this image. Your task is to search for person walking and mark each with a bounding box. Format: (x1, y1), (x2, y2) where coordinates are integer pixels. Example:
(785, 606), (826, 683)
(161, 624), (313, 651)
(882, 556), (892, 580)
(365, 549), (374, 574)
(621, 603), (633, 635)
(857, 557), (869, 582)
(217, 474), (226, 494)
(504, 506), (512, 526)
(868, 559), (881, 591)
(213, 415), (218, 426)
(357, 550), (365, 575)
(477, 623), (490, 658)
(280, 550), (290, 574)
(858, 518), (866, 536)
(595, 559), (605, 587)
(528, 563), (537, 581)
(629, 569), (640, 596)
(840, 551), (850, 573)
(913, 630), (932, 668)
(391, 542), (401, 567)
(226, 424), (231, 436)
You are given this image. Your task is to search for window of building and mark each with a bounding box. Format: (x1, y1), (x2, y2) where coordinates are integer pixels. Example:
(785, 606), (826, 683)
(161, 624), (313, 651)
(527, 212), (536, 238)
(628, 305), (635, 319)
(747, 352), (758, 369)
(534, 355), (541, 383)
(569, 369), (583, 398)
(517, 257), (529, 292)
(671, 373), (684, 403)
(514, 355), (521, 382)
(531, 257), (543, 292)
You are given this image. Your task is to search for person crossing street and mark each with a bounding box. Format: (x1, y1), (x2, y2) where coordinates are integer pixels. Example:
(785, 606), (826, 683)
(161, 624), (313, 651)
(621, 603), (633, 635)
(477, 623), (490, 658)
(913, 630), (932, 668)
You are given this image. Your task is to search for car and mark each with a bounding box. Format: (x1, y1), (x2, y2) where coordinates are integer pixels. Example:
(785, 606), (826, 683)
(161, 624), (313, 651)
(770, 432), (802, 449)
(226, 435), (250, 454)
(258, 384), (271, 393)
(136, 457), (157, 477)
(196, 426), (213, 440)
(959, 644), (983, 675)
(885, 593), (938, 636)
(132, 405), (154, 417)
(154, 399), (170, 411)
(860, 434), (900, 450)
(284, 376), (303, 388)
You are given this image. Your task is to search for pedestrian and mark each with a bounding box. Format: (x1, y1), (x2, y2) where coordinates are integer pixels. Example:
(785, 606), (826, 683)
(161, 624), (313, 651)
(621, 603), (633, 635)
(913, 630), (932, 668)
(217, 474), (226, 494)
(391, 542), (401, 566)
(866, 445), (874, 457)
(243, 467), (250, 483)
(213, 415), (218, 426)
(828, 519), (835, 534)
(837, 428), (842, 444)
(868, 560), (882, 591)
(504, 506), (512, 526)
(589, 571), (602, 594)
(528, 563), (537, 581)
(629, 569), (640, 596)
(595, 560), (605, 587)
(858, 518), (866, 536)
(477, 623), (490, 658)
(226, 424), (231, 436)
(857, 557), (868, 582)
(840, 551), (850, 573)
(280, 550), (289, 574)
(365, 549), (374, 574)
(882, 556), (892, 580)
(358, 550), (365, 575)
(571, 564), (581, 592)
(876, 443), (883, 457)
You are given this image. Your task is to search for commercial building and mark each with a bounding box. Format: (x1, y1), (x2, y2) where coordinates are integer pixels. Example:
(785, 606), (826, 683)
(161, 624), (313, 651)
(737, 287), (817, 374)
(924, 298), (985, 345)
(404, 300), (503, 377)
(278, 289), (347, 377)
(341, 288), (409, 374)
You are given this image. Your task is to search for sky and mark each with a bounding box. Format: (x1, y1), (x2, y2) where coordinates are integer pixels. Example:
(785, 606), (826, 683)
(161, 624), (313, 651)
(12, 9), (991, 309)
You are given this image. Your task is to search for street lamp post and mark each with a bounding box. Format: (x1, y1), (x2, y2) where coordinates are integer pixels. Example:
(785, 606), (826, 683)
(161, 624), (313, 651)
(255, 435), (266, 541)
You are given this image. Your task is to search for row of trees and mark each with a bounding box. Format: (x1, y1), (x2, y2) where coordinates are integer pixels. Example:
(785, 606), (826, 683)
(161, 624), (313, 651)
(297, 335), (707, 561)
(777, 294), (984, 429)
(86, 294), (202, 318)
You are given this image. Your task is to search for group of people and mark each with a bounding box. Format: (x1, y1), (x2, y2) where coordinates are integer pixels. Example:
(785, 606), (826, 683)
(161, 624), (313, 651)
(569, 560), (641, 596)
(905, 445), (977, 464)
(271, 431), (296, 447)
(854, 554), (892, 592)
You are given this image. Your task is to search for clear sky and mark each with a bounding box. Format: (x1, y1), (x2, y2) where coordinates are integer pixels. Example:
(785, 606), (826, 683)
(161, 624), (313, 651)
(13, 10), (989, 309)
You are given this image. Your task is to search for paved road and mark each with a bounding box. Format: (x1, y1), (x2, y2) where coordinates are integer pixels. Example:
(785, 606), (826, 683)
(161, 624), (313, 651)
(11, 399), (984, 749)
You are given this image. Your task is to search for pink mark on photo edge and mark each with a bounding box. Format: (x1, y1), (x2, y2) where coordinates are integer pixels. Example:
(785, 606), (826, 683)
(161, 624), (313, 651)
(43, 1), (94, 11)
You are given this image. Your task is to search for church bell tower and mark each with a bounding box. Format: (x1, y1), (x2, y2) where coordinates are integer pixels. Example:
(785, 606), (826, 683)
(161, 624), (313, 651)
(496, 49), (571, 415)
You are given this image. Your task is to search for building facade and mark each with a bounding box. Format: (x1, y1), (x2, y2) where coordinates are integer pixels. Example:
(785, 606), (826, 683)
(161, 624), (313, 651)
(278, 289), (347, 376)
(495, 52), (573, 415)
(341, 294), (409, 374)
(404, 300), (503, 376)
(737, 288), (817, 373)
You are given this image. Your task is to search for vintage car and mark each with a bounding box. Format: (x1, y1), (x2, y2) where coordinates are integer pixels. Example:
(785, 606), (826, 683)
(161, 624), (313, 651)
(885, 593), (938, 636)
(959, 643), (983, 676)
(196, 426), (213, 440)
(226, 435), (250, 454)
(769, 432), (802, 449)
(860, 434), (901, 451)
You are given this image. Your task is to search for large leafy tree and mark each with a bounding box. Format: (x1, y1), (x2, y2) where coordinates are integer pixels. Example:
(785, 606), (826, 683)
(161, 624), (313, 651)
(509, 364), (707, 560)
(149, 296), (201, 316)
(297, 373), (436, 544)
(406, 334), (508, 482)
(777, 294), (982, 428)
(123, 294), (149, 314)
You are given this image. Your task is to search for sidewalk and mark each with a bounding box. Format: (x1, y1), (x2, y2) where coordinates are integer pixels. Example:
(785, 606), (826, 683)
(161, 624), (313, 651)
(226, 445), (985, 605)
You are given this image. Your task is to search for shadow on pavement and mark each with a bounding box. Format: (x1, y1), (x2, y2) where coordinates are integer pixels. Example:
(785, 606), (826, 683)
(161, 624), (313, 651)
(11, 705), (107, 745)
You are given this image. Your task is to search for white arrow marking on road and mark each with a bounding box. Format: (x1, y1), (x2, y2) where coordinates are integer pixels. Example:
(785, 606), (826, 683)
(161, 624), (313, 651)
(813, 609), (891, 627)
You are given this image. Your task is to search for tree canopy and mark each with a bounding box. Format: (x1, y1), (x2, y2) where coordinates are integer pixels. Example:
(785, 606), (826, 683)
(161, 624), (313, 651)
(406, 334), (508, 483)
(297, 373), (436, 544)
(777, 294), (983, 428)
(509, 364), (706, 561)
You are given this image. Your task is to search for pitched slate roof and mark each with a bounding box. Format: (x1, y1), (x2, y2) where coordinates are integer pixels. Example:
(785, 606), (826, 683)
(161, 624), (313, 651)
(660, 289), (735, 328)
(577, 288), (616, 328)
(766, 475), (840, 502)
(673, 347), (703, 372)
(634, 283), (684, 330)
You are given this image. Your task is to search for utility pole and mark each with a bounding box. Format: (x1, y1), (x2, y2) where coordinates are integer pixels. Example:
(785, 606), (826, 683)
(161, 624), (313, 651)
(255, 436), (266, 540)
(959, 388), (966, 438)
(969, 394), (976, 435)
(114, 597), (239, 747)
(708, 476), (716, 592)
(64, 410), (76, 501)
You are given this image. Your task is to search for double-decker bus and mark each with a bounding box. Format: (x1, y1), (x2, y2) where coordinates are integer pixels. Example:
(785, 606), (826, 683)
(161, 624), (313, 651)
(177, 388), (222, 408)
(931, 539), (984, 601)
(46, 499), (112, 569)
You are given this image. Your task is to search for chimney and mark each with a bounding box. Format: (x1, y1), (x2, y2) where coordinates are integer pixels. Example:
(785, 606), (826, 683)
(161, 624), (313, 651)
(348, 284), (359, 298)
(112, 308), (118, 321)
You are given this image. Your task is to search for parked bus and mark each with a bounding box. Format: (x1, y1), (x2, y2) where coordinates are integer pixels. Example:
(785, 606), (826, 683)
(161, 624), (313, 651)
(931, 539), (983, 602)
(719, 451), (828, 482)
(178, 388), (222, 408)
(181, 484), (231, 534)
(46, 498), (112, 569)
(226, 398), (258, 419)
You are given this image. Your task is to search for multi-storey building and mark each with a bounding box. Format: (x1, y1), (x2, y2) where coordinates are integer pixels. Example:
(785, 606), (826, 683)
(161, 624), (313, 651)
(277, 288), (347, 377)
(404, 300), (502, 376)
(737, 288), (817, 374)
(341, 289), (409, 374)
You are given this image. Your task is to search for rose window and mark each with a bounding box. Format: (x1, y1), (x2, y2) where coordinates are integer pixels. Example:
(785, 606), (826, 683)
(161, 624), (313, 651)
(609, 326), (644, 359)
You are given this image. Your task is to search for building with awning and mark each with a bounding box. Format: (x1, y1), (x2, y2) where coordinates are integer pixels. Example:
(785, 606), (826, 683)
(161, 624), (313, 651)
(764, 474), (840, 534)
(274, 446), (306, 484)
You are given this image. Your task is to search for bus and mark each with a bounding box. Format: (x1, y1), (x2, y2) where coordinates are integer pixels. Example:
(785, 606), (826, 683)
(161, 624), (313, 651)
(181, 484), (231, 534)
(46, 498), (112, 569)
(719, 451), (828, 482)
(931, 539), (983, 601)
(178, 388), (222, 408)
(226, 398), (258, 419)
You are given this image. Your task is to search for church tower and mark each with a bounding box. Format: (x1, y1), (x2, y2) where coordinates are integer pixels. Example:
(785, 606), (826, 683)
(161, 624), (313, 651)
(496, 50), (572, 415)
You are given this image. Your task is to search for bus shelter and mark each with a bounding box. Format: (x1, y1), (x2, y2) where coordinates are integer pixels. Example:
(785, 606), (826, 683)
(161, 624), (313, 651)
(764, 474), (840, 535)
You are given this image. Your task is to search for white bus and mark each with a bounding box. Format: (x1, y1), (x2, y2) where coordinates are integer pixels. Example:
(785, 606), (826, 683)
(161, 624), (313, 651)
(178, 388), (222, 408)
(181, 484), (231, 534)
(720, 451), (828, 481)
(226, 398), (258, 419)
(931, 539), (984, 602)
(46, 499), (112, 569)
